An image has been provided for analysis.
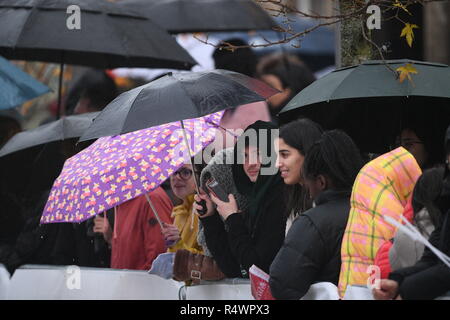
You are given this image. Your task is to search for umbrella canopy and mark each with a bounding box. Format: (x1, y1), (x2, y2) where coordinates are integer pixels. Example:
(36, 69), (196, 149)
(279, 59), (450, 153)
(119, 0), (276, 33)
(79, 69), (279, 141)
(41, 111), (223, 224)
(0, 112), (99, 209)
(0, 0), (196, 69)
(0, 112), (98, 157)
(0, 55), (50, 110)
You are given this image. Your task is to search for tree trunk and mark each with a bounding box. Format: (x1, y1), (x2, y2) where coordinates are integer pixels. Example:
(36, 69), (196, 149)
(339, 0), (373, 67)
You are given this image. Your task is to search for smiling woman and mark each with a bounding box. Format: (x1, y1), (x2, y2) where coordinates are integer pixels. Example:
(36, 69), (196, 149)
(270, 130), (363, 300)
(276, 118), (324, 219)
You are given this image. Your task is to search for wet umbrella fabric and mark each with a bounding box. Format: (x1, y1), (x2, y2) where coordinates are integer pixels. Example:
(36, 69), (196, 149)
(120, 0), (276, 33)
(0, 55), (50, 110)
(0, 112), (99, 157)
(0, 0), (196, 70)
(79, 69), (279, 142)
(41, 111), (223, 224)
(0, 0), (197, 117)
(279, 60), (450, 153)
(0, 112), (98, 209)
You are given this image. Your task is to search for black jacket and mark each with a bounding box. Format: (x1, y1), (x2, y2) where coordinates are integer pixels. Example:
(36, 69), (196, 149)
(269, 190), (351, 300)
(389, 210), (450, 299)
(201, 181), (287, 278)
(389, 177), (450, 300)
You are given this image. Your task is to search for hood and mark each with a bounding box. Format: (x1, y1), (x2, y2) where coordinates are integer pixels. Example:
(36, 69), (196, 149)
(200, 147), (249, 211)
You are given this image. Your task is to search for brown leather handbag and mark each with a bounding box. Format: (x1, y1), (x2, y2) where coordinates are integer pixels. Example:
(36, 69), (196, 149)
(173, 249), (226, 284)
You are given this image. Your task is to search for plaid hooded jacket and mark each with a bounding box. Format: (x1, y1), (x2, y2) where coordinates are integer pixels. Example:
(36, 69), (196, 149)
(338, 147), (422, 296)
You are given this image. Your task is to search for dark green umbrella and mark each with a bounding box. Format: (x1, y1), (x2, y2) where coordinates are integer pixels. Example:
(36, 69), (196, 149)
(279, 59), (450, 154)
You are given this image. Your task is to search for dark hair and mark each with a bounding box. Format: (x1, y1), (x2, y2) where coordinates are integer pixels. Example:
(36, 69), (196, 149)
(302, 130), (363, 191)
(213, 38), (257, 77)
(257, 53), (316, 109)
(279, 118), (324, 157)
(412, 167), (445, 231)
(0, 116), (21, 147)
(400, 117), (445, 169)
(279, 118), (323, 215)
(66, 69), (118, 114)
(445, 125), (450, 157)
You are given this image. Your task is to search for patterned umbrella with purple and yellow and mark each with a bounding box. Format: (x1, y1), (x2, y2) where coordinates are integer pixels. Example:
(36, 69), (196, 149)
(41, 111), (223, 224)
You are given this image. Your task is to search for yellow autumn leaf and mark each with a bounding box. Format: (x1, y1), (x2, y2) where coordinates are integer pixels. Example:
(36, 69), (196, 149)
(400, 23), (419, 47)
(396, 64), (418, 83)
(393, 0), (411, 15)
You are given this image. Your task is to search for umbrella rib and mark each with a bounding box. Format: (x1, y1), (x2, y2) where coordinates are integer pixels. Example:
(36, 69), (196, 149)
(13, 5), (40, 52)
(326, 68), (357, 102)
(174, 78), (202, 119)
(211, 71), (275, 103)
(121, 85), (149, 135)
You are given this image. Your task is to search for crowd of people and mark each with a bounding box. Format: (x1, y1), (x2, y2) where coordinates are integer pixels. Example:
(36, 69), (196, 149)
(0, 39), (449, 300)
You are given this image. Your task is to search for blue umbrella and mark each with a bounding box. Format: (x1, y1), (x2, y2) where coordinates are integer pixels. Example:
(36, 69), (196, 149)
(0, 55), (50, 110)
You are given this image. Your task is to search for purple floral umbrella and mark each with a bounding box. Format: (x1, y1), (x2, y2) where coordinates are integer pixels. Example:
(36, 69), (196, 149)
(41, 111), (223, 224)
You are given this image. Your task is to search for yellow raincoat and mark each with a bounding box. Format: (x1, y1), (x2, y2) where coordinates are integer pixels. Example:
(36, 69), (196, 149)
(167, 194), (203, 255)
(338, 147), (422, 296)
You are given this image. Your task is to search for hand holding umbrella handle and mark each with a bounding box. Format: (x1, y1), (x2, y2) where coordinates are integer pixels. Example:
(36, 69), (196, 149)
(195, 199), (207, 215)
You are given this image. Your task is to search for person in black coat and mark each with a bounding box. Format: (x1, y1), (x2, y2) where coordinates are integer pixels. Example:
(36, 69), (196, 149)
(373, 126), (450, 300)
(269, 130), (363, 299)
(194, 121), (287, 277)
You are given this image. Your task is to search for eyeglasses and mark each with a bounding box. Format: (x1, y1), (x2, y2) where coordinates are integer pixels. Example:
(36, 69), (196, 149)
(173, 168), (193, 180)
(394, 137), (424, 150)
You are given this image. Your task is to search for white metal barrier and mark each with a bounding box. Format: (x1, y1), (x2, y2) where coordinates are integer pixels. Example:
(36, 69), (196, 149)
(3, 264), (447, 300)
(184, 279), (253, 300)
(5, 265), (183, 300)
(0, 264), (10, 300)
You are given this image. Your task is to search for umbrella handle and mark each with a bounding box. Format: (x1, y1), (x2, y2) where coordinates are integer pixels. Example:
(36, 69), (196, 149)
(180, 120), (201, 194)
(144, 193), (164, 230)
(144, 193), (176, 247)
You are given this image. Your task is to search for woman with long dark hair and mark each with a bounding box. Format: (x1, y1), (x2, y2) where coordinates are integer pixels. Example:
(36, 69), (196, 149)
(276, 118), (323, 231)
(270, 130), (363, 299)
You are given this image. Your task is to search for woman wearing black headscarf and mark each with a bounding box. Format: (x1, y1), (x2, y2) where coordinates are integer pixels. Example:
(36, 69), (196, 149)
(195, 121), (287, 277)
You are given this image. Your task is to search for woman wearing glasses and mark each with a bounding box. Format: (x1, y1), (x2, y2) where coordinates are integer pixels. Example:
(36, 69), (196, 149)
(161, 164), (204, 254)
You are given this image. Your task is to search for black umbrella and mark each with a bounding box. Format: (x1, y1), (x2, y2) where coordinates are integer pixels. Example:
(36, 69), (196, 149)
(279, 59), (450, 154)
(0, 112), (99, 157)
(0, 112), (98, 207)
(0, 0), (197, 116)
(119, 0), (276, 33)
(79, 69), (279, 142)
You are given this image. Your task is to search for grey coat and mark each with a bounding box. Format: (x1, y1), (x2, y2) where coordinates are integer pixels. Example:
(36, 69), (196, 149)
(389, 208), (435, 271)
